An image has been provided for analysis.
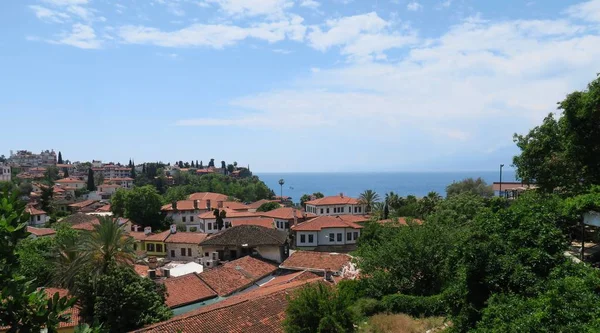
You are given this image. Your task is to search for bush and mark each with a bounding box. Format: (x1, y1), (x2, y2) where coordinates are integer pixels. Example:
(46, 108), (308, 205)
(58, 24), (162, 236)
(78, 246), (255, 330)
(381, 293), (446, 317)
(350, 298), (382, 319)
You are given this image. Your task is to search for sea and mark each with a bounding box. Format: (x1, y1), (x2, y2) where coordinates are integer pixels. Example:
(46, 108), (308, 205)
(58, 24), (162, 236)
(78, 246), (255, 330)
(257, 171), (518, 202)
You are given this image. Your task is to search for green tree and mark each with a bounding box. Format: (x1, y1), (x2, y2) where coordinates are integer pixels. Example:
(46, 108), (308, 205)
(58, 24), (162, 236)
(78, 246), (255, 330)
(227, 164), (235, 174)
(40, 185), (54, 214)
(44, 165), (60, 183)
(16, 236), (56, 286)
(74, 265), (172, 332)
(63, 167), (69, 178)
(18, 181), (33, 196)
(284, 283), (354, 333)
(300, 192), (324, 208)
(213, 208), (227, 230)
(208, 159), (215, 167)
(87, 168), (96, 191)
(199, 160), (203, 169)
(446, 178), (493, 198)
(417, 191), (442, 218)
(0, 186), (76, 332)
(111, 186), (164, 230)
(58, 151), (63, 164)
(358, 190), (380, 213)
(257, 201), (281, 212)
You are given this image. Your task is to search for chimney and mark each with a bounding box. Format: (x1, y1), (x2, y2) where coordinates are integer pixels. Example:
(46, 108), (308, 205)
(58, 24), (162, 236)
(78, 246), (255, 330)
(193, 200), (199, 210)
(170, 224), (177, 234)
(206, 199), (211, 210)
(171, 201), (177, 210)
(339, 193), (344, 198)
(144, 226), (152, 235)
(324, 270), (333, 282)
(217, 200), (223, 209)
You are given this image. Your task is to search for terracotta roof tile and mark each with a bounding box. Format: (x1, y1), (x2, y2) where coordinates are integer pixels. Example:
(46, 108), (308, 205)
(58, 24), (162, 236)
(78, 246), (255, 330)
(42, 288), (80, 329)
(198, 256), (278, 296)
(230, 217), (275, 229)
(305, 195), (361, 206)
(162, 200), (249, 212)
(165, 232), (208, 244)
(257, 207), (315, 220)
(200, 225), (287, 247)
(188, 192), (229, 202)
(144, 230), (171, 242)
(262, 270), (321, 287)
(27, 226), (56, 237)
(60, 213), (99, 226)
(133, 278), (323, 333)
(96, 204), (111, 212)
(291, 216), (363, 231)
(162, 273), (217, 308)
(280, 251), (352, 273)
(337, 214), (371, 223)
(198, 208), (258, 219)
(69, 199), (98, 208)
(128, 231), (148, 241)
(55, 177), (85, 184)
(134, 264), (150, 277)
(26, 206), (46, 215)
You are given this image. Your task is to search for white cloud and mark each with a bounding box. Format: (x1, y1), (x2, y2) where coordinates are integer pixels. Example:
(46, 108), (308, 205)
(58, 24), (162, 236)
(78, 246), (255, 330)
(204, 0), (294, 18)
(29, 5), (70, 23)
(41, 0), (87, 6)
(115, 3), (126, 14)
(407, 1), (422, 11)
(566, 0), (600, 23)
(118, 15), (306, 48)
(300, 0), (320, 9)
(66, 5), (93, 21)
(51, 23), (102, 49)
(307, 12), (417, 61)
(273, 48), (292, 54)
(439, 0), (451, 8)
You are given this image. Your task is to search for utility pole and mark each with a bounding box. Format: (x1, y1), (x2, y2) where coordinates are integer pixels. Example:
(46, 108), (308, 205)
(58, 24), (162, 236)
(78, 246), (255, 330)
(499, 164), (504, 197)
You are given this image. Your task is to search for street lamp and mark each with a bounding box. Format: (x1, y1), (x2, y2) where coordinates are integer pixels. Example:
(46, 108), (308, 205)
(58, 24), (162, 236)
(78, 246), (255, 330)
(278, 179), (285, 201)
(499, 164), (504, 197)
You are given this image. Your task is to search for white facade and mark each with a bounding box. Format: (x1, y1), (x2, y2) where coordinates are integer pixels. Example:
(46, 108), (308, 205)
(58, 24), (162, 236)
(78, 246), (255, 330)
(55, 179), (86, 189)
(29, 213), (50, 226)
(296, 227), (360, 247)
(8, 150), (56, 167)
(0, 164), (11, 182)
(166, 243), (203, 262)
(305, 204), (366, 216)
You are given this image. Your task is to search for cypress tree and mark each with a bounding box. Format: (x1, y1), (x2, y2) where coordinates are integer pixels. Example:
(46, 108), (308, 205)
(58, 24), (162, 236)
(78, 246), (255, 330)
(57, 151), (63, 164)
(196, 160), (199, 168)
(200, 161), (203, 169)
(87, 168), (96, 191)
(131, 160), (136, 179)
(63, 168), (69, 178)
(142, 163), (146, 175)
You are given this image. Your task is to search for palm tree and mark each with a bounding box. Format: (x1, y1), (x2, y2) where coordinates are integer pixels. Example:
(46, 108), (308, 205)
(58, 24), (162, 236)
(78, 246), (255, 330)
(278, 179), (285, 199)
(359, 190), (380, 213)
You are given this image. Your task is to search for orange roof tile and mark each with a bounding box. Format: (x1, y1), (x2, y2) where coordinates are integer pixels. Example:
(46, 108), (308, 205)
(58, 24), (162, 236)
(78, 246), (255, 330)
(134, 264), (150, 277)
(128, 231), (148, 241)
(165, 232), (208, 244)
(229, 217), (275, 229)
(55, 177), (85, 184)
(257, 207), (315, 220)
(198, 208), (259, 219)
(68, 199), (97, 208)
(162, 200), (247, 212)
(26, 206), (46, 216)
(188, 192), (229, 202)
(198, 256), (278, 296)
(96, 204), (111, 212)
(280, 251), (352, 272)
(72, 220), (100, 231)
(42, 288), (80, 329)
(144, 230), (171, 242)
(262, 270), (321, 287)
(291, 216), (363, 231)
(105, 177), (134, 182)
(27, 226), (56, 237)
(337, 214), (371, 223)
(162, 273), (217, 308)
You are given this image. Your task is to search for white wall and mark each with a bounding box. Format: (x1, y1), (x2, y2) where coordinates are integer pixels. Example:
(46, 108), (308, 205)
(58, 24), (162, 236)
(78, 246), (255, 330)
(167, 210), (200, 224)
(257, 245), (283, 263)
(166, 243), (202, 262)
(296, 231), (318, 247)
(29, 214), (49, 226)
(305, 204), (366, 216)
(296, 228), (361, 246)
(274, 219), (288, 230)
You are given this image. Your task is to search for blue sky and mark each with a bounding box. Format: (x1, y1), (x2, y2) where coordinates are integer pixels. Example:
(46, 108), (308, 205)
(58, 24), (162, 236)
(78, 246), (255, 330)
(1, 0), (600, 172)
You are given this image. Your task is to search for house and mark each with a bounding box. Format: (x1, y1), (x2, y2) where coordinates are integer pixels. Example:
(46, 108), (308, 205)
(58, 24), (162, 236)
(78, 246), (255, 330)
(280, 251), (352, 276)
(26, 206), (49, 226)
(257, 207), (316, 231)
(97, 184), (120, 199)
(68, 199), (100, 213)
(55, 177), (86, 189)
(7, 150), (56, 168)
(60, 213), (98, 226)
(197, 208), (260, 234)
(132, 277), (322, 333)
(164, 229), (208, 262)
(0, 164), (11, 182)
(162, 200), (204, 231)
(27, 226), (56, 238)
(291, 215), (363, 250)
(229, 217), (276, 229)
(104, 177), (133, 189)
(246, 199), (281, 212)
(161, 273), (217, 310)
(188, 192), (229, 202)
(305, 194), (366, 216)
(197, 255), (279, 296)
(143, 229), (171, 257)
(101, 164), (131, 178)
(199, 225), (289, 263)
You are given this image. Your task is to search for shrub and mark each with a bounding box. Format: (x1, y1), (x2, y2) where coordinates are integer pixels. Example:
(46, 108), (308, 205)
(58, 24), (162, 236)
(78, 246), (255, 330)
(350, 298), (382, 319)
(380, 293), (446, 317)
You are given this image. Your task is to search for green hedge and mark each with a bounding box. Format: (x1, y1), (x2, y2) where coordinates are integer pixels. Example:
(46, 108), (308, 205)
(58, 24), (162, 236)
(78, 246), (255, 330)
(380, 293), (446, 317)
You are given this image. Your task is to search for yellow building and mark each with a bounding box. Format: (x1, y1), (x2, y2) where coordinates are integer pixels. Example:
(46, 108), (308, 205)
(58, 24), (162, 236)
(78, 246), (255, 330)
(142, 230), (170, 256)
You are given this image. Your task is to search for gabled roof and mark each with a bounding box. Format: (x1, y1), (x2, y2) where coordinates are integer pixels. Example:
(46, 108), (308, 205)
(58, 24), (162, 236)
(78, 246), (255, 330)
(133, 277), (323, 333)
(27, 226), (56, 237)
(229, 217), (275, 229)
(69, 199), (98, 208)
(257, 207), (315, 220)
(198, 256), (278, 296)
(187, 192), (229, 202)
(337, 214), (371, 223)
(247, 199), (281, 210)
(145, 230), (171, 242)
(162, 273), (217, 308)
(26, 206), (46, 216)
(305, 195), (361, 206)
(95, 204), (111, 212)
(291, 216), (363, 231)
(165, 232), (208, 244)
(198, 208), (258, 219)
(128, 231), (148, 241)
(161, 200), (249, 212)
(280, 251), (352, 273)
(55, 177), (85, 183)
(200, 225), (287, 247)
(60, 213), (99, 226)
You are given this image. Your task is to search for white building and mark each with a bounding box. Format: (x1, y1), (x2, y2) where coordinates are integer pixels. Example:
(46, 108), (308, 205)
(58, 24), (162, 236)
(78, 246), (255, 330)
(164, 227), (208, 262)
(26, 206), (50, 226)
(198, 208), (259, 234)
(304, 194), (366, 216)
(55, 177), (86, 189)
(0, 164), (11, 182)
(8, 150), (56, 167)
(101, 165), (131, 179)
(291, 215), (363, 249)
(104, 177), (133, 189)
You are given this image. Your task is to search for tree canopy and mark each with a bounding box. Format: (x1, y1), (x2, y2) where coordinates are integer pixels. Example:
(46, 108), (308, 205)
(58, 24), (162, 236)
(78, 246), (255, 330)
(256, 201), (281, 212)
(110, 186), (165, 230)
(446, 177), (493, 198)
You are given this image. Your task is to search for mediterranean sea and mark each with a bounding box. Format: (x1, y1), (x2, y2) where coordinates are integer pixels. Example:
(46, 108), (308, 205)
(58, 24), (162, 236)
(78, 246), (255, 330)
(257, 171), (518, 202)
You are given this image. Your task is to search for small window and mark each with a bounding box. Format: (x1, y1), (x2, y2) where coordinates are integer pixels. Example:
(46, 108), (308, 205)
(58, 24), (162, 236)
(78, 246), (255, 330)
(337, 233), (342, 242)
(354, 232), (359, 240)
(157, 244), (163, 252)
(37, 215), (41, 221)
(171, 250), (175, 257)
(320, 208), (324, 214)
(300, 234), (306, 243)
(188, 248), (192, 256)
(134, 243), (137, 250)
(181, 248), (186, 256)
(147, 243), (155, 252)
(204, 252), (209, 257)
(308, 234), (314, 243)
(207, 223), (212, 230)
(284, 222), (289, 229)
(190, 216), (194, 222)
(326, 208), (330, 214)
(347, 232), (352, 241)
(182, 216), (186, 223)
(329, 233), (334, 241)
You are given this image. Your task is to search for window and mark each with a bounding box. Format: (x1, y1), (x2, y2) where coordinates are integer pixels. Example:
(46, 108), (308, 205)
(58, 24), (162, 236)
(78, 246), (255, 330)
(358, 207), (362, 213)
(134, 243), (137, 250)
(347, 232), (352, 241)
(320, 208), (324, 214)
(171, 250), (175, 257)
(37, 215), (41, 221)
(156, 244), (163, 252)
(188, 248), (192, 256)
(146, 243), (155, 252)
(329, 233), (334, 242)
(207, 223), (212, 230)
(326, 208), (330, 214)
(190, 216), (194, 222)
(337, 233), (342, 242)
(308, 234), (314, 243)
(204, 252), (209, 257)
(181, 248), (186, 256)
(354, 232), (359, 240)
(300, 234), (306, 243)
(284, 222), (289, 229)
(341, 207), (344, 213)
(182, 216), (186, 223)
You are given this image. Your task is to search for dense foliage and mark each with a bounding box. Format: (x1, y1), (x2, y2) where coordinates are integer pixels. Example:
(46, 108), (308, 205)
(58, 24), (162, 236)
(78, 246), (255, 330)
(256, 201), (281, 212)
(111, 186), (165, 230)
(445, 177), (493, 198)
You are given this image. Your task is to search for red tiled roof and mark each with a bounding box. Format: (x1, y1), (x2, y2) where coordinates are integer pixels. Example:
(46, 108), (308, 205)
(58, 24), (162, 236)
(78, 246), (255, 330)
(337, 214), (371, 223)
(72, 220), (100, 231)
(42, 288), (80, 329)
(162, 273), (217, 308)
(133, 277), (323, 333)
(144, 230), (171, 242)
(27, 226), (56, 237)
(26, 206), (46, 216)
(262, 270), (321, 287)
(291, 216), (363, 231)
(98, 184), (120, 189)
(247, 199), (281, 210)
(162, 200), (248, 212)
(198, 256), (278, 296)
(105, 177), (134, 182)
(257, 207), (315, 220)
(134, 264), (150, 277)
(69, 199), (97, 208)
(55, 177), (85, 184)
(165, 232), (208, 244)
(280, 251), (352, 272)
(96, 204), (111, 212)
(128, 231), (148, 241)
(305, 195), (361, 206)
(230, 217), (275, 229)
(188, 192), (229, 202)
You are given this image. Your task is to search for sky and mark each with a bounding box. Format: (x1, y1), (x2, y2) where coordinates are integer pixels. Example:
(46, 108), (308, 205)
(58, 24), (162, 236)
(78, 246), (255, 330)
(1, 0), (600, 172)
